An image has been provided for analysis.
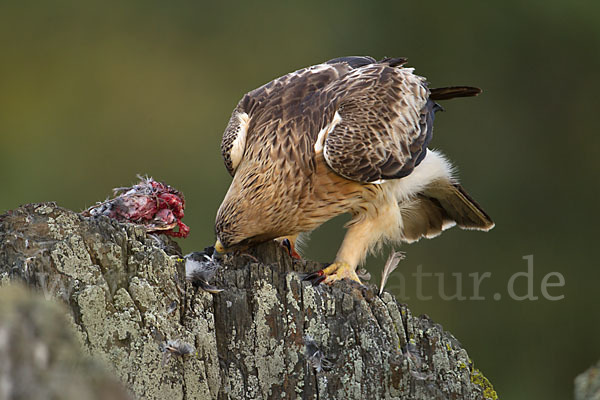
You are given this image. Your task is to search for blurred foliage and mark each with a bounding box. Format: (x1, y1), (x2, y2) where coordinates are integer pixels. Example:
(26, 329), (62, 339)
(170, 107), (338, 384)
(1, 1), (599, 398)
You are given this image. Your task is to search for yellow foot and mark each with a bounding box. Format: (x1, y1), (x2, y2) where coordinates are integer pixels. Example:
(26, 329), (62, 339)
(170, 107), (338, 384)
(303, 262), (362, 286)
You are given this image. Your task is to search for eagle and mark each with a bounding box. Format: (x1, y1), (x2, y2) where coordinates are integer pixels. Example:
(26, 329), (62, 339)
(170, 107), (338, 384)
(214, 56), (494, 285)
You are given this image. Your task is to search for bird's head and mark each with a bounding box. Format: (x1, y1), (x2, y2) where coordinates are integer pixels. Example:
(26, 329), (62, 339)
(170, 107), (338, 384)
(213, 226), (271, 255)
(214, 162), (288, 254)
(213, 183), (276, 254)
(214, 212), (275, 254)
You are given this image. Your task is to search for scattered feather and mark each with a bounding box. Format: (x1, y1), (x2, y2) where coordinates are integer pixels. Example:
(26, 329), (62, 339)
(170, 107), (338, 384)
(166, 300), (178, 315)
(405, 340), (423, 369)
(149, 234), (182, 256)
(162, 339), (194, 356)
(158, 338), (195, 367)
(150, 327), (165, 344)
(403, 340), (434, 382)
(304, 335), (333, 373)
(379, 251), (406, 295)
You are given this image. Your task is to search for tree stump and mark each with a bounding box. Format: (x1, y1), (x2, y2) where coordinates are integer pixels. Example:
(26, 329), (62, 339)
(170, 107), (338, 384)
(0, 285), (132, 400)
(575, 361), (600, 400)
(0, 202), (497, 399)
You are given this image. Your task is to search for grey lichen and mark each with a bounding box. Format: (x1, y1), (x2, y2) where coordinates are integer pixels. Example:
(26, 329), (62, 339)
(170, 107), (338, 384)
(0, 285), (132, 400)
(575, 360), (600, 400)
(0, 203), (498, 399)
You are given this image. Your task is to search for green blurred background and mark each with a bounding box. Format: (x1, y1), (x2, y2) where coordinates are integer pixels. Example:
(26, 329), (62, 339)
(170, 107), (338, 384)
(1, 1), (599, 398)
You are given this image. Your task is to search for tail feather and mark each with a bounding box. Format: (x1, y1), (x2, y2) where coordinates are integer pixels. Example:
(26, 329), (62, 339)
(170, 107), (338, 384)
(423, 183), (494, 230)
(400, 196), (455, 243)
(400, 181), (494, 243)
(429, 86), (482, 101)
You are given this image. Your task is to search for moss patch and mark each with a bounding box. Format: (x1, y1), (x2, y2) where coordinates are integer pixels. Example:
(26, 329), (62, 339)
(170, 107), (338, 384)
(471, 368), (498, 400)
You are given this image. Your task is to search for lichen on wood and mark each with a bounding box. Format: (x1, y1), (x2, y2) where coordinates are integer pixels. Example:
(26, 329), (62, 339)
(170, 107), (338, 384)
(0, 285), (132, 400)
(0, 202), (497, 399)
(575, 360), (600, 400)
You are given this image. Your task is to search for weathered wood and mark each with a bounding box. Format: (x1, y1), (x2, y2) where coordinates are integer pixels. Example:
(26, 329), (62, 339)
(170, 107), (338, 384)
(0, 285), (133, 400)
(575, 361), (600, 400)
(0, 202), (497, 399)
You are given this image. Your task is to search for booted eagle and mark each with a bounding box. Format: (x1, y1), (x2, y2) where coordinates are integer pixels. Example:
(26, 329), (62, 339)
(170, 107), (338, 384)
(215, 56), (494, 284)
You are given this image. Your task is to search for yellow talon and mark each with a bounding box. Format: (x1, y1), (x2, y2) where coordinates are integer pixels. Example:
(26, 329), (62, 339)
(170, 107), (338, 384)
(321, 262), (362, 285)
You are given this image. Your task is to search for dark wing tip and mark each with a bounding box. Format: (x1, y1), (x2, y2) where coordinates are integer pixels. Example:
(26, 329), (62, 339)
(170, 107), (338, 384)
(429, 86), (482, 101)
(378, 57), (408, 67)
(325, 56), (376, 68)
(325, 56), (409, 69)
(452, 184), (495, 230)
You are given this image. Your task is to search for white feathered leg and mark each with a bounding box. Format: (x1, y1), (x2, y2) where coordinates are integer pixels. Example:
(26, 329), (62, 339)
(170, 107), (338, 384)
(303, 149), (455, 285)
(303, 200), (402, 285)
(335, 201), (402, 270)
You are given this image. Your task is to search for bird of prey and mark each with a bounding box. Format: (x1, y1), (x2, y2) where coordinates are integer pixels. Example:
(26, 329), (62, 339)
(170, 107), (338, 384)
(214, 56), (494, 285)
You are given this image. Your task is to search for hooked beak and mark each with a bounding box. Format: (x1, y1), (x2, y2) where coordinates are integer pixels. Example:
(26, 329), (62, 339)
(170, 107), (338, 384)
(214, 239), (227, 254)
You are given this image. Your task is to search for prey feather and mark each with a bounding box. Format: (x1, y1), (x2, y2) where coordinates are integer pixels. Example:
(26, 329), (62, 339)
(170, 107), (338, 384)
(379, 251), (406, 295)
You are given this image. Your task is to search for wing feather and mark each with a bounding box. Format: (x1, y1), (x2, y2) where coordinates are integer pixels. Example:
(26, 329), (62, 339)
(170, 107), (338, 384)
(220, 58), (373, 176)
(322, 64), (436, 183)
(220, 57), (466, 183)
(221, 107), (250, 176)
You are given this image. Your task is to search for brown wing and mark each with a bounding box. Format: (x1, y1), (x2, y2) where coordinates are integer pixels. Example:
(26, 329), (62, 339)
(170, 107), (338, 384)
(221, 104), (249, 176)
(220, 60), (362, 176)
(220, 57), (380, 176)
(322, 61), (437, 184)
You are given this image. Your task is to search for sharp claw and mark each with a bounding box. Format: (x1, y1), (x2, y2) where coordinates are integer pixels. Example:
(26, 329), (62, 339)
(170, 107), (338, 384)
(303, 262), (362, 286)
(302, 269), (332, 286)
(302, 270), (323, 282)
(282, 238), (292, 253)
(312, 274), (327, 286)
(281, 238), (302, 260)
